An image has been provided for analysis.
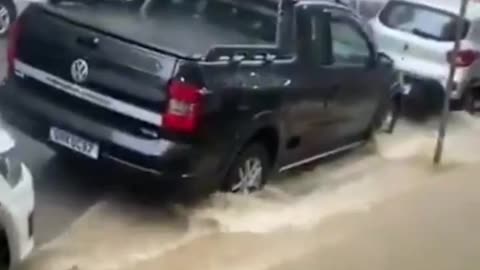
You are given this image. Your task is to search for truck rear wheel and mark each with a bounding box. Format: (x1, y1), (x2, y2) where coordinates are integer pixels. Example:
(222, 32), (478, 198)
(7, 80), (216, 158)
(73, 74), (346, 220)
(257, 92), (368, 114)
(223, 143), (270, 194)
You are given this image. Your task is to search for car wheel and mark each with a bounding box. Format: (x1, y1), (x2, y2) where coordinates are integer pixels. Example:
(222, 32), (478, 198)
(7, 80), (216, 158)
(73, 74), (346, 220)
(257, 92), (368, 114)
(223, 143), (270, 194)
(0, 0), (16, 38)
(0, 230), (10, 270)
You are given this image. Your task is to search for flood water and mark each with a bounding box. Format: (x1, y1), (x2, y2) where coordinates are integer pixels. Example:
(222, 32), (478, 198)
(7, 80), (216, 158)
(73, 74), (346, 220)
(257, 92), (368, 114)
(20, 112), (480, 270)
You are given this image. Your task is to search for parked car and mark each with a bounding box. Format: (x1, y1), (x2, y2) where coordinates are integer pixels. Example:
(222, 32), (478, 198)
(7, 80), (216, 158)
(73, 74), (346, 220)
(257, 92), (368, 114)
(0, 0), (45, 37)
(0, 127), (34, 270)
(370, 0), (480, 114)
(0, 0), (16, 37)
(0, 0), (399, 195)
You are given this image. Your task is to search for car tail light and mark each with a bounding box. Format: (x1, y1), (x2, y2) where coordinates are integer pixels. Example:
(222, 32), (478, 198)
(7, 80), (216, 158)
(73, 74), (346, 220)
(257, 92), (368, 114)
(7, 20), (22, 77)
(447, 49), (480, 67)
(164, 80), (203, 133)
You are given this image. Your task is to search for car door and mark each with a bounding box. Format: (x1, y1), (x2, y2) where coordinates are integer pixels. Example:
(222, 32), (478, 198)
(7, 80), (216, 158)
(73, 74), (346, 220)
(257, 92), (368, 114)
(280, 4), (342, 168)
(323, 10), (381, 142)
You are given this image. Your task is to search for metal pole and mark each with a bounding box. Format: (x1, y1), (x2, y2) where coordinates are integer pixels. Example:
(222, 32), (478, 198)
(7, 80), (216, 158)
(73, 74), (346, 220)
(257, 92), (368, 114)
(433, 0), (469, 164)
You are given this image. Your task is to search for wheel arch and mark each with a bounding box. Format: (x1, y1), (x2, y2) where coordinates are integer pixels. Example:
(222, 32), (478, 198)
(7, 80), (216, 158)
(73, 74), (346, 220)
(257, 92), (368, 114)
(220, 111), (283, 181)
(220, 124), (281, 192)
(244, 126), (280, 166)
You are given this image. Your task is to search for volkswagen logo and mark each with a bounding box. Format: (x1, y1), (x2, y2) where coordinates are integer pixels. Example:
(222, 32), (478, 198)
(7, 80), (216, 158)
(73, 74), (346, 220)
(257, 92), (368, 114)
(71, 59), (89, 83)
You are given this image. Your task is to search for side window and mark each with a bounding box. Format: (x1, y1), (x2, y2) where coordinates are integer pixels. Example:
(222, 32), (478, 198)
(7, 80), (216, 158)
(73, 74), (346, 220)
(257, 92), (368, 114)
(330, 18), (372, 66)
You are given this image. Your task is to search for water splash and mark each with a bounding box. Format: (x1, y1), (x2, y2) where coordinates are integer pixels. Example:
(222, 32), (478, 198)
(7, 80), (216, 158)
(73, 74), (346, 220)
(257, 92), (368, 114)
(26, 113), (480, 270)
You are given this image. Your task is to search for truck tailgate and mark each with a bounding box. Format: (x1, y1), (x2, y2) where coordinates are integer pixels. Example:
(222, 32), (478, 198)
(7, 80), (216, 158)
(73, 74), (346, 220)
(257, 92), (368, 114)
(12, 4), (178, 136)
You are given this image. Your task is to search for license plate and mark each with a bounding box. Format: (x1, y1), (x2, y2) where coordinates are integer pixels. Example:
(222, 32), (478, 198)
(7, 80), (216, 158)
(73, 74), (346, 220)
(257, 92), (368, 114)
(49, 127), (99, 159)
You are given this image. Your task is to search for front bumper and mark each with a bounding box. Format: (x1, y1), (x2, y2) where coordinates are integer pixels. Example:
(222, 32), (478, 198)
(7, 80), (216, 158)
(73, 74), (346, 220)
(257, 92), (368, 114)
(0, 80), (221, 180)
(2, 164), (35, 266)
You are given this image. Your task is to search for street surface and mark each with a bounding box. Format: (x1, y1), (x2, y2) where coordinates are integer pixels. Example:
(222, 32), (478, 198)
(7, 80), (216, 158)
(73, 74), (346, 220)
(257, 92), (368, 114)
(2, 38), (480, 270)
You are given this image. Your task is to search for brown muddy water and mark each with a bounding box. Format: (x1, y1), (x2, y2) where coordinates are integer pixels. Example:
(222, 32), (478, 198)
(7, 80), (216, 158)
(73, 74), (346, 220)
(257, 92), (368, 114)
(19, 112), (480, 270)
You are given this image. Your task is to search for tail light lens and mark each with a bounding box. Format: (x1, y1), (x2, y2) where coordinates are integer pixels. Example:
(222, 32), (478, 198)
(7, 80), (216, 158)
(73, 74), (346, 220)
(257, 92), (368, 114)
(447, 49), (480, 67)
(164, 80), (203, 133)
(7, 20), (22, 77)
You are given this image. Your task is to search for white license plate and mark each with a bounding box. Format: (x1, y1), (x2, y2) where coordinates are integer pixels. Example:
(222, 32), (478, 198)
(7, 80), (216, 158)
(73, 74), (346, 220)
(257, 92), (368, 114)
(49, 127), (99, 159)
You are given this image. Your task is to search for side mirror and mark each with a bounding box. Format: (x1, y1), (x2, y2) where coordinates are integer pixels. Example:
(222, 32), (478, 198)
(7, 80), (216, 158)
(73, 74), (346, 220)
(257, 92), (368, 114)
(377, 52), (394, 67)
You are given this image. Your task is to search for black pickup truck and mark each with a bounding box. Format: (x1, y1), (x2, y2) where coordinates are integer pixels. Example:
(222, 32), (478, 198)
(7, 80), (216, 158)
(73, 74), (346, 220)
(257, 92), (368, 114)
(0, 0), (399, 194)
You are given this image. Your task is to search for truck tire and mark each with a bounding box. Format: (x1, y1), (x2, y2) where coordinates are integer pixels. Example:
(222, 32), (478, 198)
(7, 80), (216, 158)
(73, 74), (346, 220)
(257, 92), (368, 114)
(223, 143), (270, 194)
(0, 0), (17, 37)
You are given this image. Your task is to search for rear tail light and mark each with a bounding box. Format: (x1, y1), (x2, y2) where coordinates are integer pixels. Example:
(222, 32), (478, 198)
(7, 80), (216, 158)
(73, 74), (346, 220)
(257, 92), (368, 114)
(164, 80), (203, 133)
(447, 49), (480, 67)
(7, 19), (22, 77)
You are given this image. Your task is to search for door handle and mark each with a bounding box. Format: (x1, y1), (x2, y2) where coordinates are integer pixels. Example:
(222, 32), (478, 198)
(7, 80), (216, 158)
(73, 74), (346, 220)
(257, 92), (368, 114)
(76, 36), (100, 49)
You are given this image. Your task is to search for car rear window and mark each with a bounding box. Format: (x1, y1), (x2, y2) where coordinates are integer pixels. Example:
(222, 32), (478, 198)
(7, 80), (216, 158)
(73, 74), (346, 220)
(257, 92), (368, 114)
(378, 0), (470, 41)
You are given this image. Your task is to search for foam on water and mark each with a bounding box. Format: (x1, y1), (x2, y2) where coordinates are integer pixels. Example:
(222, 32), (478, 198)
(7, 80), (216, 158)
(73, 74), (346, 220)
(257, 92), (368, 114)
(377, 113), (480, 164)
(189, 113), (480, 233)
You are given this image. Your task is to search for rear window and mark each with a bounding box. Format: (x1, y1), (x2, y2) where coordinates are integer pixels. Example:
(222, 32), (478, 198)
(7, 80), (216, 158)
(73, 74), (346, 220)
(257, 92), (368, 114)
(378, 0), (470, 41)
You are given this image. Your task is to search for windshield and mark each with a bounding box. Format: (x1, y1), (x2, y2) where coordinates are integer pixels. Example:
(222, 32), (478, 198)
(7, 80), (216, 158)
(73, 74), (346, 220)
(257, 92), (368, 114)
(378, 0), (470, 41)
(48, 0), (278, 48)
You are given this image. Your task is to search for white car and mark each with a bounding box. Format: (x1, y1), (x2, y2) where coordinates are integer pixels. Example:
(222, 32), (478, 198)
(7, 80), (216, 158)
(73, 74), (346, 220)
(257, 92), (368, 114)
(0, 0), (43, 37)
(0, 129), (34, 270)
(370, 0), (480, 112)
(0, 0), (16, 37)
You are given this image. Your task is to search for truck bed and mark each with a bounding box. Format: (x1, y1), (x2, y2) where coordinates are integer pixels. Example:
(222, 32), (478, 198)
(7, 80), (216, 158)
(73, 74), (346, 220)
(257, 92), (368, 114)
(40, 0), (275, 58)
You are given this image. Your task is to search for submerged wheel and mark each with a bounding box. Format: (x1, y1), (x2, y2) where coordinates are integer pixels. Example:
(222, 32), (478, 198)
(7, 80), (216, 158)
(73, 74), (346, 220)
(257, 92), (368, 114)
(0, 0), (16, 37)
(223, 143), (270, 194)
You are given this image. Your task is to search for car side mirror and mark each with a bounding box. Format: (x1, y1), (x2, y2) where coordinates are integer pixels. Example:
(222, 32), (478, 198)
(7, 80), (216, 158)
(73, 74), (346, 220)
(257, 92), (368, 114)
(377, 52), (394, 67)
